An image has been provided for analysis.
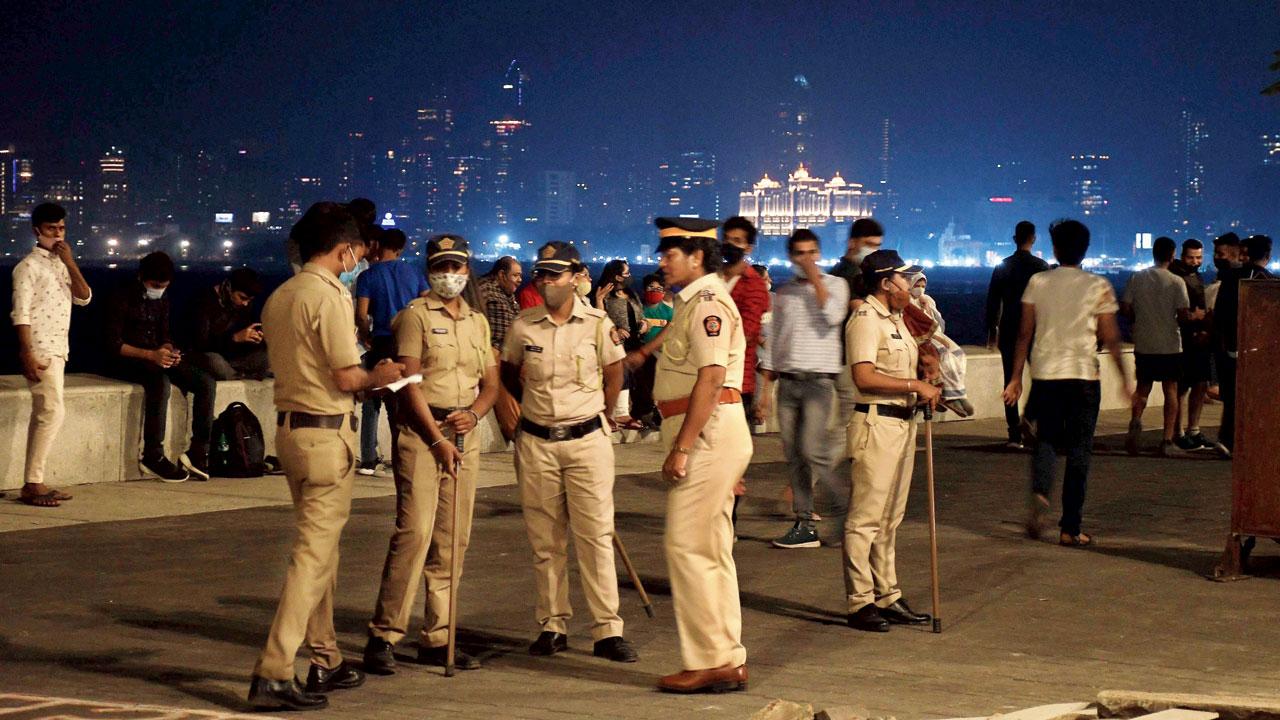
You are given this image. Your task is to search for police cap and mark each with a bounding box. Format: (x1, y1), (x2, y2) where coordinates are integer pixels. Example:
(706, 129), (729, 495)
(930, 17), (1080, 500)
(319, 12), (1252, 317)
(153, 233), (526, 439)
(426, 234), (470, 266)
(532, 242), (583, 275)
(655, 217), (719, 252)
(860, 249), (923, 277)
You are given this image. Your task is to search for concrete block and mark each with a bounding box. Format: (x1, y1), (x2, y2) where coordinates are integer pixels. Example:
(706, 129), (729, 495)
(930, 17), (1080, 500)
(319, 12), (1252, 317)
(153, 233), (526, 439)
(1097, 691), (1280, 720)
(1131, 711), (1218, 720)
(751, 699), (814, 720)
(992, 703), (1095, 720)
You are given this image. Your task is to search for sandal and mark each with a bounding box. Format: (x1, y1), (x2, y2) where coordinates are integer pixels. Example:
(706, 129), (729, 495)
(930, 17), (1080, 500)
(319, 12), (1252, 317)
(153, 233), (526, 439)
(19, 491), (60, 508)
(48, 488), (73, 501)
(1059, 532), (1092, 547)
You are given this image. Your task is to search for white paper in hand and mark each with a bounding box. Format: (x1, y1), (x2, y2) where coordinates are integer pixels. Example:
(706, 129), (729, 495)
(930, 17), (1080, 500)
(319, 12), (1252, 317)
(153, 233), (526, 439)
(378, 373), (423, 393)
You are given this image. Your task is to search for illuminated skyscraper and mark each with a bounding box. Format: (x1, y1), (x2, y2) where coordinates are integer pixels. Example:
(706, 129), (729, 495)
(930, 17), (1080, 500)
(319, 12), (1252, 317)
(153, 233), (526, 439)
(412, 94), (456, 235)
(543, 170), (577, 227)
(488, 60), (532, 227)
(443, 155), (491, 233)
(42, 178), (86, 232)
(1173, 105), (1207, 235)
(660, 151), (718, 218)
(1070, 153), (1110, 219)
(0, 144), (14, 217)
(338, 130), (375, 197)
(1261, 133), (1280, 166)
(774, 75), (812, 176)
(878, 118), (898, 219)
(97, 146), (129, 226)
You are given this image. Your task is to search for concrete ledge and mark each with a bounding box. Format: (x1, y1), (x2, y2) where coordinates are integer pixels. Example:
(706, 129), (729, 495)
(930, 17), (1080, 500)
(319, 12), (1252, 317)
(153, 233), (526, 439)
(0, 374), (656, 491)
(1097, 691), (1280, 720)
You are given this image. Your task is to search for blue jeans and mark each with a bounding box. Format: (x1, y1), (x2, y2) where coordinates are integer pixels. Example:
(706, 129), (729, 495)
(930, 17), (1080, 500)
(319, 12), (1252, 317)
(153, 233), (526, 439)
(776, 375), (839, 521)
(1028, 379), (1100, 536)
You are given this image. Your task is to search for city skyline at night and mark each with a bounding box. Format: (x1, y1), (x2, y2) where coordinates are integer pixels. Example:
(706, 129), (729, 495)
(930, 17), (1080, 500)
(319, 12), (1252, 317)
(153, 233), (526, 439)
(2, 2), (1278, 265)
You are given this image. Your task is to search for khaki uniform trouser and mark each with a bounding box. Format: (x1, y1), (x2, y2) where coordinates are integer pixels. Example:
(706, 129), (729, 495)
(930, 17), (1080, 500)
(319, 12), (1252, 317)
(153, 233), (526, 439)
(514, 425), (623, 641)
(24, 355), (67, 486)
(842, 407), (917, 613)
(661, 402), (752, 671)
(368, 425), (480, 648)
(254, 421), (358, 680)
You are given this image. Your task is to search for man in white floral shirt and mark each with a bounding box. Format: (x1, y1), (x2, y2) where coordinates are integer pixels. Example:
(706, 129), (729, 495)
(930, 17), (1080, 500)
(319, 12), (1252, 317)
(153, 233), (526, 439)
(10, 203), (92, 507)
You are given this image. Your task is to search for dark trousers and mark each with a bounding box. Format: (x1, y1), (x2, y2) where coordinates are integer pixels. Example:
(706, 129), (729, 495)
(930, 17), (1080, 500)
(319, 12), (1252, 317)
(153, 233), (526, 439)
(999, 341), (1022, 443)
(110, 358), (217, 462)
(193, 347), (270, 381)
(1028, 379), (1100, 536)
(1216, 351), (1236, 450)
(361, 336), (399, 464)
(631, 354), (658, 421)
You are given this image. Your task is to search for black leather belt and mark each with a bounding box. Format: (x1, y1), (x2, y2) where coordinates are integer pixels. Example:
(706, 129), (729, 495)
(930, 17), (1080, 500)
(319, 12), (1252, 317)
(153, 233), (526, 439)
(519, 416), (602, 442)
(853, 403), (915, 421)
(277, 411), (358, 431)
(430, 406), (465, 422)
(779, 371), (839, 381)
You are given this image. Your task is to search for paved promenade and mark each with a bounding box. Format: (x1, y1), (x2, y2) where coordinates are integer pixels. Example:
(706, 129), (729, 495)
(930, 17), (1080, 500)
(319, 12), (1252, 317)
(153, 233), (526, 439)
(3, 406), (1279, 719)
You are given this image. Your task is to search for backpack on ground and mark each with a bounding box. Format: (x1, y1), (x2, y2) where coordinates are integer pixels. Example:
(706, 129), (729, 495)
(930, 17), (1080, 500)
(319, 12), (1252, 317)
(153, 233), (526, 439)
(210, 402), (267, 477)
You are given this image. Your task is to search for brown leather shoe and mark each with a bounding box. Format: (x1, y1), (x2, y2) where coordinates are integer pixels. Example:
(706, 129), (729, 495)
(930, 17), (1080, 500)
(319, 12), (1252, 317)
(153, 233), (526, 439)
(657, 663), (747, 693)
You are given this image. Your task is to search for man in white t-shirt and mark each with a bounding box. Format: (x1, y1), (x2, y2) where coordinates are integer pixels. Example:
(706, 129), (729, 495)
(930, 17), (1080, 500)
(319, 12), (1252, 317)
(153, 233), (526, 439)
(1121, 236), (1190, 457)
(1002, 219), (1132, 548)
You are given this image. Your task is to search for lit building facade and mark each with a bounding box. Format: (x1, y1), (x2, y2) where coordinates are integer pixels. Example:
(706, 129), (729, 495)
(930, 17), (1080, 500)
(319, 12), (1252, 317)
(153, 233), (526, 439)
(542, 170), (577, 227)
(97, 146), (129, 227)
(1173, 106), (1208, 235)
(1070, 153), (1110, 219)
(660, 151), (718, 218)
(738, 164), (874, 237)
(774, 75), (812, 176)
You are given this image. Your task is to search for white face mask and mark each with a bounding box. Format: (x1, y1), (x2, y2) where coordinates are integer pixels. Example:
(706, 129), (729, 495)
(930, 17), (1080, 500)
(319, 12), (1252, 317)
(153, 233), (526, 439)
(910, 286), (925, 299)
(337, 244), (358, 272)
(429, 272), (469, 299)
(144, 286), (166, 300)
(791, 263), (809, 279)
(853, 246), (874, 263)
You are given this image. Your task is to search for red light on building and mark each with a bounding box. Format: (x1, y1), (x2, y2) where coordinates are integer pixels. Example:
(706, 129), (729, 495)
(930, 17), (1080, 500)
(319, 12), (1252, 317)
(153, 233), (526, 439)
(989, 196), (1014, 203)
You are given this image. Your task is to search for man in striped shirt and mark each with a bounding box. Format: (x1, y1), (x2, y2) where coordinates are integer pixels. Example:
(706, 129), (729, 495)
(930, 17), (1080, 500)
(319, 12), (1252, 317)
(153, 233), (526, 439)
(758, 229), (849, 549)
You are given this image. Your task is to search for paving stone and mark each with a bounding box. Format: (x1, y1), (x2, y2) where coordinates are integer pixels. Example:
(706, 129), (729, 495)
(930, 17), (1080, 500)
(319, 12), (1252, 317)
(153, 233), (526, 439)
(751, 699), (814, 720)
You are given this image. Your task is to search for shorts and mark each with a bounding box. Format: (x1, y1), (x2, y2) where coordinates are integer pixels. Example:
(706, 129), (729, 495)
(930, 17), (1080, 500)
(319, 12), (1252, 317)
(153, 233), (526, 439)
(1135, 353), (1182, 385)
(1179, 350), (1212, 388)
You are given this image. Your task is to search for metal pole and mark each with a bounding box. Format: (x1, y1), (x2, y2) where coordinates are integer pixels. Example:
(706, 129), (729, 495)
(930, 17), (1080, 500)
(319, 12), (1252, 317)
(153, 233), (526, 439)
(923, 405), (942, 634)
(445, 431), (465, 676)
(612, 533), (655, 618)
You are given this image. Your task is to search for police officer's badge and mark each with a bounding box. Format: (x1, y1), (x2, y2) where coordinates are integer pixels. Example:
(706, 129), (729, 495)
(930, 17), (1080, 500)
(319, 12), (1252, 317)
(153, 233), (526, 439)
(439, 237), (455, 250)
(703, 315), (722, 337)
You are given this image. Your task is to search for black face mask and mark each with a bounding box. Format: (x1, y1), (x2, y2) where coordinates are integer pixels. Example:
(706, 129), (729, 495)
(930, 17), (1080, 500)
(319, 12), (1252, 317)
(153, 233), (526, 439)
(1213, 258), (1241, 272)
(721, 243), (746, 266)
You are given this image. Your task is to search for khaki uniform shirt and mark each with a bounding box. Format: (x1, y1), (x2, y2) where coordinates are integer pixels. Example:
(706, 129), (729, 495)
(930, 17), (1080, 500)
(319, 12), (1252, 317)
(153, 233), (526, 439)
(502, 296), (625, 425)
(263, 262), (363, 414)
(844, 294), (918, 408)
(392, 293), (495, 408)
(653, 272), (745, 403)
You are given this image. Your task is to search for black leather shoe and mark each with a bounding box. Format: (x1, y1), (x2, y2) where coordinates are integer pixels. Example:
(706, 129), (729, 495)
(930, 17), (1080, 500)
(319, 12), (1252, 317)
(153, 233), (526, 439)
(418, 645), (481, 670)
(362, 636), (396, 675)
(247, 676), (328, 711)
(880, 599), (931, 625)
(528, 631), (568, 656)
(305, 661), (366, 694)
(592, 636), (638, 663)
(847, 604), (891, 633)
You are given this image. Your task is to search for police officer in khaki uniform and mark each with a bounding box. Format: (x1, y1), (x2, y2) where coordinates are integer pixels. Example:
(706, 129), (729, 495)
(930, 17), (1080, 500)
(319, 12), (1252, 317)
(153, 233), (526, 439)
(249, 202), (404, 711)
(649, 217), (752, 694)
(843, 249), (940, 633)
(500, 241), (638, 663)
(362, 235), (499, 673)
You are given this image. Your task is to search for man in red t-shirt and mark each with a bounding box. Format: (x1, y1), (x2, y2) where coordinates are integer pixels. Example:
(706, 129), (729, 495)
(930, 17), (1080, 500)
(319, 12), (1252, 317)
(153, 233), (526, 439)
(517, 281), (543, 309)
(722, 216), (770, 532)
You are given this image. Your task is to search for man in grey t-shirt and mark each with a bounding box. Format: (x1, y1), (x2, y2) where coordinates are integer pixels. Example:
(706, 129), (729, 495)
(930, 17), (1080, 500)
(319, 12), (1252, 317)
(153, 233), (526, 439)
(1121, 236), (1190, 456)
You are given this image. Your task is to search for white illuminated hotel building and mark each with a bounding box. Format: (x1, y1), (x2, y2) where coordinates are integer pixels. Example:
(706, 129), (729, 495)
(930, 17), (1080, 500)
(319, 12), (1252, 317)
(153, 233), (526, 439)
(737, 164), (874, 236)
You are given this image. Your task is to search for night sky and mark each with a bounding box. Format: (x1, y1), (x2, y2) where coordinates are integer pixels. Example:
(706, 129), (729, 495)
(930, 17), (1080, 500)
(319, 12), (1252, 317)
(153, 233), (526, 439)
(4, 1), (1278, 232)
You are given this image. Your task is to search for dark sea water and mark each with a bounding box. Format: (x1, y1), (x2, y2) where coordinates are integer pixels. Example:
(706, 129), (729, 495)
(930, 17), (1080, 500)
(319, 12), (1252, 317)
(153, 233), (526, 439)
(0, 257), (1141, 376)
